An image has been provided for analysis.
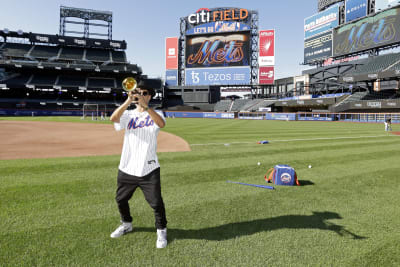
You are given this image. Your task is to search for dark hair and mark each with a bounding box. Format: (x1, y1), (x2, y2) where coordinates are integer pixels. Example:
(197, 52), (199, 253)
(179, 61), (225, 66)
(137, 80), (155, 98)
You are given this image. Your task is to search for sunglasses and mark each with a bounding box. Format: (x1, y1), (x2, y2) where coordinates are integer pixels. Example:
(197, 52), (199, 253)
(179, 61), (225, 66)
(134, 91), (149, 96)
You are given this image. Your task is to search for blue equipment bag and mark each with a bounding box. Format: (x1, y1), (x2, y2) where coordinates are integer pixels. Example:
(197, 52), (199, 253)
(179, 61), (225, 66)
(264, 164), (300, 186)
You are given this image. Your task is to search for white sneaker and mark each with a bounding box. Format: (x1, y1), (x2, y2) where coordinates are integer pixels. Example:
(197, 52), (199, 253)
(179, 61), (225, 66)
(110, 222), (133, 238)
(156, 228), (167, 248)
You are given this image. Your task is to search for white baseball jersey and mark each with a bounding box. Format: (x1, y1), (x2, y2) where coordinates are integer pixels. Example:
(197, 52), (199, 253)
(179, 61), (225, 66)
(114, 109), (165, 177)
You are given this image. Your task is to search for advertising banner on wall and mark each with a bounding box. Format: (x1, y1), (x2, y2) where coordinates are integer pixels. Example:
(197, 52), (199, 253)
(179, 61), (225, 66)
(333, 7), (400, 57)
(186, 21), (250, 35)
(304, 3), (340, 39)
(185, 32), (250, 68)
(375, 0), (400, 12)
(185, 67), (250, 85)
(165, 70), (178, 86)
(258, 66), (274, 85)
(165, 37), (178, 70)
(304, 31), (332, 63)
(345, 0), (368, 22)
(259, 30), (275, 66)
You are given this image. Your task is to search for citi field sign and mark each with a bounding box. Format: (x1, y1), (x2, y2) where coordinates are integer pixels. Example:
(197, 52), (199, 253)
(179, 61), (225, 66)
(187, 8), (249, 25)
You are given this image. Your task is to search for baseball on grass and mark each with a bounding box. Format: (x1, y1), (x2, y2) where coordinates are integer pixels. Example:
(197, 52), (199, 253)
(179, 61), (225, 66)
(308, 165), (312, 168)
(257, 162), (261, 166)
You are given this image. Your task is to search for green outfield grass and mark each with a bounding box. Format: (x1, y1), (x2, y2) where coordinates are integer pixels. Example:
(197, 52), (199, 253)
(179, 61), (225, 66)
(1, 117), (399, 266)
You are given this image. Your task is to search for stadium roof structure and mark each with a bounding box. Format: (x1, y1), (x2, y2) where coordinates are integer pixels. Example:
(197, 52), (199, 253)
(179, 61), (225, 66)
(0, 29), (126, 50)
(0, 29), (165, 93)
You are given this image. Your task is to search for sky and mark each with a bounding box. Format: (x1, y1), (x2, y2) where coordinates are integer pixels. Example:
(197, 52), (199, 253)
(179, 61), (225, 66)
(0, 0), (318, 80)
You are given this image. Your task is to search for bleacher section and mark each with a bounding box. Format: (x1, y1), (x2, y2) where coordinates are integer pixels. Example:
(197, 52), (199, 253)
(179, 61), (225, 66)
(58, 47), (84, 61)
(248, 99), (276, 111)
(29, 74), (57, 86)
(0, 35), (160, 114)
(2, 43), (32, 58)
(362, 90), (400, 100)
(230, 99), (251, 111)
(58, 75), (86, 87)
(86, 49), (111, 62)
(238, 99), (264, 111)
(30, 45), (59, 59)
(392, 61), (400, 71)
(111, 51), (126, 63)
(88, 78), (115, 88)
(3, 73), (32, 85)
(2, 42), (128, 66)
(214, 100), (232, 111)
(352, 52), (400, 75)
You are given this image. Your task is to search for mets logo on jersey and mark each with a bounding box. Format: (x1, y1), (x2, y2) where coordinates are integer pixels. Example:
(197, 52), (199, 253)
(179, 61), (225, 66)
(127, 116), (154, 130)
(280, 172), (292, 183)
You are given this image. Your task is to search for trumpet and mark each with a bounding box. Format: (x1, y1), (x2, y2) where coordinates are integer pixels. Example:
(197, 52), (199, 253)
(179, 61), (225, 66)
(122, 77), (137, 92)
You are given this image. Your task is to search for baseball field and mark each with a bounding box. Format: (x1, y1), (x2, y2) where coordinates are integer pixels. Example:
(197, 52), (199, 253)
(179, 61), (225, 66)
(1, 117), (399, 266)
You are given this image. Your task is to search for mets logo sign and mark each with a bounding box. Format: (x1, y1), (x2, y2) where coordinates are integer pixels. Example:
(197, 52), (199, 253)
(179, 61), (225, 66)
(280, 173), (292, 183)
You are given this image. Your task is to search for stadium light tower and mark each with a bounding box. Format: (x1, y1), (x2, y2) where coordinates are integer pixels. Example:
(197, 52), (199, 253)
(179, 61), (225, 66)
(59, 6), (113, 39)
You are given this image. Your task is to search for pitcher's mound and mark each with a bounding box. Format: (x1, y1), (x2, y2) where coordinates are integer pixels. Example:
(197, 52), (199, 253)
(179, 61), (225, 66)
(0, 121), (190, 160)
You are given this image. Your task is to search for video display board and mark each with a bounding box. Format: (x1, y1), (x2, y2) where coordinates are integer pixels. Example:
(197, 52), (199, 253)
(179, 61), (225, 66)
(345, 0), (368, 23)
(375, 0), (400, 12)
(185, 32), (251, 68)
(304, 31), (332, 63)
(185, 67), (250, 85)
(333, 6), (400, 57)
(186, 21), (250, 35)
(179, 7), (255, 86)
(304, 3), (340, 39)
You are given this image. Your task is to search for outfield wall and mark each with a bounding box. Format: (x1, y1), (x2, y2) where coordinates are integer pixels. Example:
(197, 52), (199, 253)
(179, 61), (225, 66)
(164, 111), (235, 119)
(1, 108), (399, 123)
(165, 111), (400, 123)
(0, 109), (82, 116)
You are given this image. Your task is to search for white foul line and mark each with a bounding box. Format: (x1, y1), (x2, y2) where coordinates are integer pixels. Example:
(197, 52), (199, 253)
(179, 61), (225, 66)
(190, 134), (399, 146)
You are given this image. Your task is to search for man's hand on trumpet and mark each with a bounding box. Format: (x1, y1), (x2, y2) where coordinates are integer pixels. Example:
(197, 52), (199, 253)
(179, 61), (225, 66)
(128, 89), (149, 110)
(127, 90), (140, 104)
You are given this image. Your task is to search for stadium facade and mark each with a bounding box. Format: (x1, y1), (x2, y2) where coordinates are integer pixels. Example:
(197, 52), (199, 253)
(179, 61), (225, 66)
(1, 2), (400, 116)
(0, 6), (162, 117)
(162, 2), (400, 114)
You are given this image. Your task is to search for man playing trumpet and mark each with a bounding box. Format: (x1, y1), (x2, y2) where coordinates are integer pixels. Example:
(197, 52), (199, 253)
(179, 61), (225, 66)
(109, 79), (168, 248)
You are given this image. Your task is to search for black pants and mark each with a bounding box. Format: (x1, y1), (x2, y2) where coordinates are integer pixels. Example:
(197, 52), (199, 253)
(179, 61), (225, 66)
(115, 168), (167, 229)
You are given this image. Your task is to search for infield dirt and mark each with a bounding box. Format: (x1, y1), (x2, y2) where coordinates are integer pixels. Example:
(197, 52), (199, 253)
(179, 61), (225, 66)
(0, 121), (190, 160)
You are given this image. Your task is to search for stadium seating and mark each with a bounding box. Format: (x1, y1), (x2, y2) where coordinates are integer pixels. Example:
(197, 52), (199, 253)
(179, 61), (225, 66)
(352, 52), (400, 75)
(214, 100), (232, 111)
(239, 99), (265, 111)
(362, 90), (399, 100)
(2, 73), (32, 85)
(59, 47), (84, 60)
(2, 43), (32, 58)
(248, 99), (276, 111)
(334, 91), (368, 107)
(230, 99), (251, 111)
(88, 78), (115, 88)
(111, 51), (126, 63)
(30, 45), (60, 59)
(391, 61), (400, 71)
(86, 48), (111, 62)
(57, 75), (87, 87)
(30, 74), (57, 86)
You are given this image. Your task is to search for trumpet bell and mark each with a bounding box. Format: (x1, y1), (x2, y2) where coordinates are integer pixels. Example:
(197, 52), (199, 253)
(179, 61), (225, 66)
(122, 77), (137, 92)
